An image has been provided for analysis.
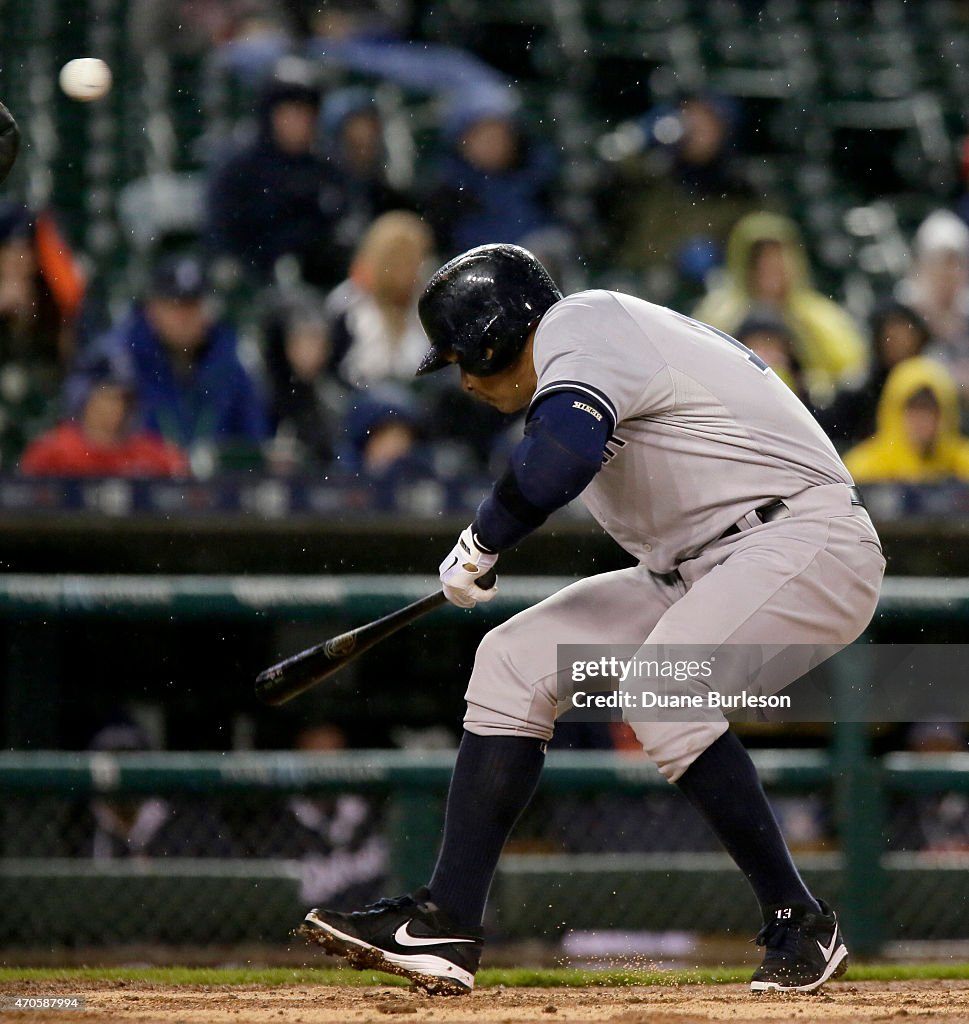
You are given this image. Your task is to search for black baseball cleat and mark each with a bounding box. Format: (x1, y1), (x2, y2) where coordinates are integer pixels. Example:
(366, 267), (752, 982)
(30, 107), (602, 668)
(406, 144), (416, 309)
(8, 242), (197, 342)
(751, 899), (849, 992)
(299, 887), (482, 996)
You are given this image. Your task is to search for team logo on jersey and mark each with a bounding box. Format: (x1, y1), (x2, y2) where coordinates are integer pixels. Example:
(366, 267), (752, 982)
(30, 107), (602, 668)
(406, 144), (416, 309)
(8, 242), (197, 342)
(602, 434), (627, 465)
(572, 400), (603, 422)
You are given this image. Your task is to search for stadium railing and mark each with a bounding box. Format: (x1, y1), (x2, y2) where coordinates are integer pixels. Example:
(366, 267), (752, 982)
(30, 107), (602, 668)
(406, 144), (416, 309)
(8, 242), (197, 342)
(1, 573), (969, 955)
(1, 748), (968, 954)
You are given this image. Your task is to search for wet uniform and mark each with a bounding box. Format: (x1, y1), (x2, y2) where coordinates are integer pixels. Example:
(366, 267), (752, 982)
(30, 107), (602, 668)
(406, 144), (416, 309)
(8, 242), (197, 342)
(464, 290), (885, 779)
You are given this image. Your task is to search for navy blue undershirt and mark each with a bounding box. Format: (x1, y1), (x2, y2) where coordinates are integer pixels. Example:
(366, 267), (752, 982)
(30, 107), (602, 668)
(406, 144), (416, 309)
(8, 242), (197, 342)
(473, 389), (613, 553)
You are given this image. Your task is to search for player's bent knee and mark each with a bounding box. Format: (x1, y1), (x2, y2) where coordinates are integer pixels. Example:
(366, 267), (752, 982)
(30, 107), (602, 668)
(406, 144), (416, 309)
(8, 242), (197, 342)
(630, 719), (729, 782)
(463, 623), (557, 740)
(470, 623), (510, 670)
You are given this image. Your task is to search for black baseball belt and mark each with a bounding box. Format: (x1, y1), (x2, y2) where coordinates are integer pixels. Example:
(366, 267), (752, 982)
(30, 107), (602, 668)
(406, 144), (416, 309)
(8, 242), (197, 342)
(720, 485), (866, 540)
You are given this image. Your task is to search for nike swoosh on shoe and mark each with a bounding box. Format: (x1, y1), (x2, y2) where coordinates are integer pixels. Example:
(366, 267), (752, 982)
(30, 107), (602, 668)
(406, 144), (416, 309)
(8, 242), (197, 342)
(393, 921), (477, 948)
(817, 931), (840, 961)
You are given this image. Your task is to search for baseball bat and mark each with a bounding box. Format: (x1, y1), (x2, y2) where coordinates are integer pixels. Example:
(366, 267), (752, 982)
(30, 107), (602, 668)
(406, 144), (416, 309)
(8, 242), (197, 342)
(254, 569), (497, 706)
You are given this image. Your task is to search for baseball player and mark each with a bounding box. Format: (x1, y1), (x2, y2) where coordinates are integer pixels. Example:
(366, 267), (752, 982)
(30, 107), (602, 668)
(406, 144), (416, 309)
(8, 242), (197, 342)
(301, 244), (885, 995)
(0, 102), (19, 184)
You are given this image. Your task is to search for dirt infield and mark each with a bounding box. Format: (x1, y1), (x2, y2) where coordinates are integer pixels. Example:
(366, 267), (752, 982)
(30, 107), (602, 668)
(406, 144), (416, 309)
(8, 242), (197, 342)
(5, 979), (969, 1024)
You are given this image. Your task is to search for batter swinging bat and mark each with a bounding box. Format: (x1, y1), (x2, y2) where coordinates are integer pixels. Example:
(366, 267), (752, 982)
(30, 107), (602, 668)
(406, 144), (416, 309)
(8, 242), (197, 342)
(255, 570), (498, 706)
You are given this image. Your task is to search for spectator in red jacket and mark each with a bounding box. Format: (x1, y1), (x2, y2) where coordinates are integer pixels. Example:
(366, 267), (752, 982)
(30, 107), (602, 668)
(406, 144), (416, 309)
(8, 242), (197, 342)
(65, 253), (270, 465)
(20, 361), (188, 477)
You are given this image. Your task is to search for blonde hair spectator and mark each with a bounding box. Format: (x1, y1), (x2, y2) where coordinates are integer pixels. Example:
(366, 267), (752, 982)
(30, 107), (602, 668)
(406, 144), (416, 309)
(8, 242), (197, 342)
(330, 211), (435, 388)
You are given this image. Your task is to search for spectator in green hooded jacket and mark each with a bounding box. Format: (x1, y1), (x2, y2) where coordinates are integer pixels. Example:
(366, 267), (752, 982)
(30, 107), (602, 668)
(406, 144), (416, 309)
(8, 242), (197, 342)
(693, 211), (867, 404)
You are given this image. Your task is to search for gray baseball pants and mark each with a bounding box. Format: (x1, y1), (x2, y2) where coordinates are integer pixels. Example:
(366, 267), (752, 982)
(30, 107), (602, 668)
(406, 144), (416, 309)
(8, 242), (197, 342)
(463, 483), (886, 781)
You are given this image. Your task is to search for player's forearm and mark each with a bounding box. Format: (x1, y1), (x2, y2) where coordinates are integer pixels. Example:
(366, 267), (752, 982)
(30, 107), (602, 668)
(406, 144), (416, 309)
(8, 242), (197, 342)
(0, 102), (20, 184)
(473, 469), (550, 553)
(473, 390), (609, 552)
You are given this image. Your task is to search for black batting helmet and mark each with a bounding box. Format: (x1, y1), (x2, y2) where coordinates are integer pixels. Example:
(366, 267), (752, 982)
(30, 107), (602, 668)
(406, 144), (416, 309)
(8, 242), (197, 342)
(416, 243), (562, 377)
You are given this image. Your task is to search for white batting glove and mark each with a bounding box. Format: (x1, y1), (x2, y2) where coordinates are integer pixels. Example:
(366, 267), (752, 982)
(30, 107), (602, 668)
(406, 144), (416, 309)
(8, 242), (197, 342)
(439, 525), (499, 608)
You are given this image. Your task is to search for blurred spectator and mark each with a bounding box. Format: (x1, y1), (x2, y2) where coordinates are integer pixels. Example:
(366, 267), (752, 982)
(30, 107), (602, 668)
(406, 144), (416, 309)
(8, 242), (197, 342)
(329, 210), (434, 388)
(817, 300), (931, 445)
(297, 0), (408, 43)
(322, 87), (417, 252)
(843, 357), (969, 483)
(209, 5), (296, 89)
(0, 204), (86, 466)
(890, 722), (969, 853)
(128, 0), (293, 64)
(246, 721), (388, 907)
(597, 92), (762, 306)
(205, 65), (347, 288)
(69, 254), (269, 466)
(770, 793), (830, 853)
(540, 722), (717, 855)
(20, 359), (189, 478)
(421, 101), (566, 261)
(956, 136), (969, 231)
(693, 211), (867, 404)
(197, 0), (517, 119)
(896, 210), (969, 401)
(340, 386), (433, 483)
(262, 288), (348, 472)
(78, 718), (238, 860)
(734, 313), (812, 407)
(303, 1), (513, 114)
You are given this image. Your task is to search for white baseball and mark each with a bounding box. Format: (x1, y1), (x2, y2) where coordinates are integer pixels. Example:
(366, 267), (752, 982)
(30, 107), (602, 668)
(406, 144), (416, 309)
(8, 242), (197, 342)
(59, 58), (112, 102)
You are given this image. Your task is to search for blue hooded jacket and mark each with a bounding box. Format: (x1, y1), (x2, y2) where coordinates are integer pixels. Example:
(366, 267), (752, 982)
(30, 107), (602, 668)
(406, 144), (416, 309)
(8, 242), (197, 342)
(77, 306), (269, 449)
(205, 78), (347, 286)
(425, 104), (559, 254)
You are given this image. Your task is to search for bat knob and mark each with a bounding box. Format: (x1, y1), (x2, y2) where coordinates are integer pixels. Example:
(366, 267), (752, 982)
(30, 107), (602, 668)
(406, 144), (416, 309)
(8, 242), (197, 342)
(475, 568), (498, 589)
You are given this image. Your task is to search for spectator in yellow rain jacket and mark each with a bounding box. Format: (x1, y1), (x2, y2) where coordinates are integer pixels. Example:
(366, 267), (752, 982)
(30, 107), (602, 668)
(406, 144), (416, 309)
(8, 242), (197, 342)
(693, 211), (867, 403)
(844, 357), (969, 483)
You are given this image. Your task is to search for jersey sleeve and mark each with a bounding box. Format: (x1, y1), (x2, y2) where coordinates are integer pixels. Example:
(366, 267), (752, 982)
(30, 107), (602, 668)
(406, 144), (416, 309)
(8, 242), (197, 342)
(472, 389), (612, 552)
(530, 292), (671, 431)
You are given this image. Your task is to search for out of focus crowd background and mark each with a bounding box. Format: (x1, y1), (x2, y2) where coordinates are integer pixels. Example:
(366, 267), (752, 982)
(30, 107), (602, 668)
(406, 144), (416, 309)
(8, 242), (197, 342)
(5, 0), (969, 490)
(3, 0), (969, 962)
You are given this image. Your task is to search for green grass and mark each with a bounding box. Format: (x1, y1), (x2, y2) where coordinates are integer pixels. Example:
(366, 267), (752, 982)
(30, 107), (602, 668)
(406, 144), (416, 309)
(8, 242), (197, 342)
(2, 963), (969, 988)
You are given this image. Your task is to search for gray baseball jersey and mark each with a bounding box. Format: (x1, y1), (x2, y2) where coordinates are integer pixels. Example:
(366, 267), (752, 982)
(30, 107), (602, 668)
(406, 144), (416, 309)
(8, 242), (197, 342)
(463, 288), (883, 780)
(529, 290), (854, 573)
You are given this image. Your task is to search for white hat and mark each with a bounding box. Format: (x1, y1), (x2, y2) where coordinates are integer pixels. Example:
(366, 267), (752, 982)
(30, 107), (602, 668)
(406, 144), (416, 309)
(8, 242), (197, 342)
(914, 209), (969, 258)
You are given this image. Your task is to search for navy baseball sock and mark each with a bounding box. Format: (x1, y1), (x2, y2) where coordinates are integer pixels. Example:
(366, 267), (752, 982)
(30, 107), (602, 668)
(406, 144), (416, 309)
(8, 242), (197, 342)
(427, 731), (545, 929)
(675, 730), (822, 917)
